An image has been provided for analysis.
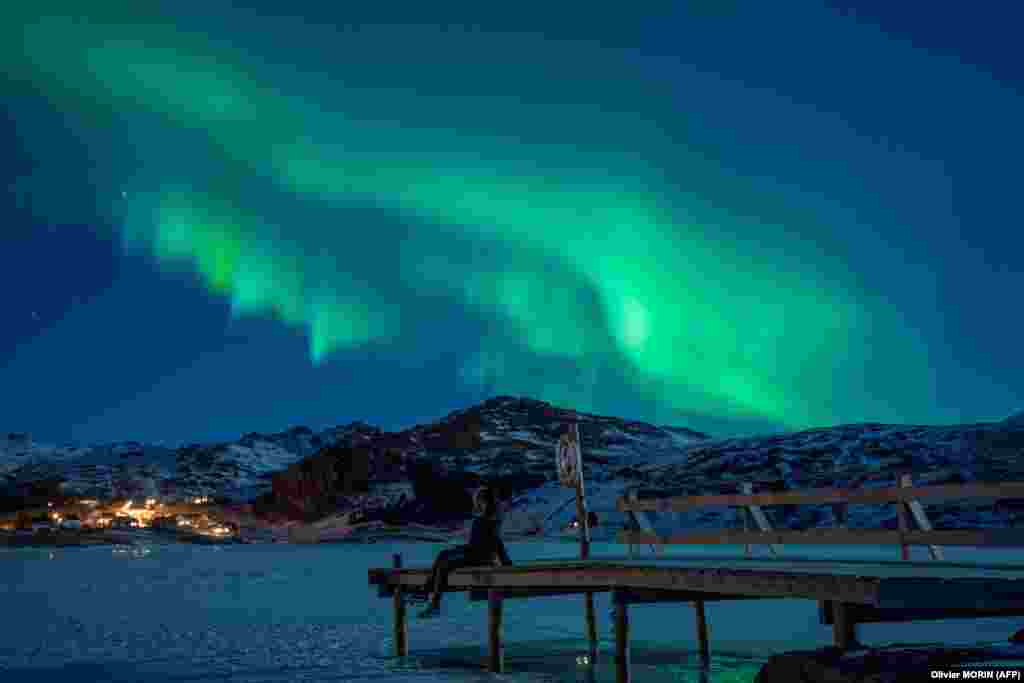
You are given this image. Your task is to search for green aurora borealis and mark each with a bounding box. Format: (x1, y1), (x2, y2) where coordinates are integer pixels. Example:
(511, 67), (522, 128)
(6, 3), (1021, 439)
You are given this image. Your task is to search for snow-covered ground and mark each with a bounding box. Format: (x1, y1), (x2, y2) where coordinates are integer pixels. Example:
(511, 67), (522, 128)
(2, 541), (1023, 683)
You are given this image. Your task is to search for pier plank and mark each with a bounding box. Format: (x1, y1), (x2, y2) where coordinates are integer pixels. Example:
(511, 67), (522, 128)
(371, 556), (1024, 610)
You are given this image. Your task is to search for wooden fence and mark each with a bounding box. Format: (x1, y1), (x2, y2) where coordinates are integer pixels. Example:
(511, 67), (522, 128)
(618, 473), (1024, 559)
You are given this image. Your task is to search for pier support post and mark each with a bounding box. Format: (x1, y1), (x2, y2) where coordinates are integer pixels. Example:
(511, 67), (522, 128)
(694, 599), (709, 662)
(488, 590), (504, 673)
(392, 553), (407, 657)
(741, 506), (752, 558)
(614, 590), (631, 683)
(585, 592), (598, 661)
(576, 470), (598, 661)
(831, 602), (859, 650)
(894, 472), (912, 560)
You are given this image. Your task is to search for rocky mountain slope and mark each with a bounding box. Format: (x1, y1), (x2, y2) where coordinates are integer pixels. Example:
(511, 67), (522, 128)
(1, 396), (706, 505)
(0, 423), (378, 502)
(258, 395), (709, 525)
(622, 413), (1024, 533)
(4, 399), (1024, 537)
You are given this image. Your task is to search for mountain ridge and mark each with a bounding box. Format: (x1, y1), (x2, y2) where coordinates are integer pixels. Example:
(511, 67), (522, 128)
(4, 397), (1024, 536)
(1, 397), (707, 504)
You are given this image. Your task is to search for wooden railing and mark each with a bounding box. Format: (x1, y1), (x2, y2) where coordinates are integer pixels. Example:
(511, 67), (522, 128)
(617, 474), (1024, 559)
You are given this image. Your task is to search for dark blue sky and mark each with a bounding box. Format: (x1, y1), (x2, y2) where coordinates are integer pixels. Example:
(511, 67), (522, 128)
(2, 2), (1022, 445)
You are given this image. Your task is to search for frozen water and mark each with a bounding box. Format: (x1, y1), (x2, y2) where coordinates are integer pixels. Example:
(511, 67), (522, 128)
(2, 541), (1022, 682)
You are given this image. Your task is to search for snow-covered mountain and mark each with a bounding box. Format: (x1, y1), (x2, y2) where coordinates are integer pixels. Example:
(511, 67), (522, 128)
(1, 423), (380, 501)
(403, 394), (707, 476)
(5, 397), (1024, 537)
(262, 396), (711, 526)
(0, 397), (709, 523)
(617, 417), (1024, 533)
(389, 399), (1024, 535)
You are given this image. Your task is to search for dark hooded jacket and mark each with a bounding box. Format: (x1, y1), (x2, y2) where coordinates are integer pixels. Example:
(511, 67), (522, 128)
(466, 510), (512, 565)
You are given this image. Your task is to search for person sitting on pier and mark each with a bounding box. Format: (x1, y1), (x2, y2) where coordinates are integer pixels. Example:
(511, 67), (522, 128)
(418, 486), (511, 618)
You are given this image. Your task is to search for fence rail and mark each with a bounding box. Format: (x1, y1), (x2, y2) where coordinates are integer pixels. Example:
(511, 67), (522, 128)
(617, 475), (1024, 556)
(619, 528), (1024, 548)
(616, 481), (1024, 513)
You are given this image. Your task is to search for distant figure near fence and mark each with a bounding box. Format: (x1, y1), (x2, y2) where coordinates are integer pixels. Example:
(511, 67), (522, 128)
(418, 487), (512, 618)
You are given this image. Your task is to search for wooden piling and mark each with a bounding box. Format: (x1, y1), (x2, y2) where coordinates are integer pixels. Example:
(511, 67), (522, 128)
(488, 590), (504, 673)
(614, 591), (631, 683)
(575, 479), (591, 560)
(585, 592), (598, 660)
(694, 599), (709, 662)
(392, 553), (407, 657)
(831, 601), (858, 650)
(627, 509), (636, 558)
(742, 506), (752, 558)
(577, 470), (598, 660)
(895, 473), (911, 560)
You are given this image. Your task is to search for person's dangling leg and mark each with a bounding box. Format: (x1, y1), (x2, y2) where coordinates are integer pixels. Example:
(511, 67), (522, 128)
(434, 546), (473, 607)
(425, 548), (454, 607)
(420, 546), (471, 617)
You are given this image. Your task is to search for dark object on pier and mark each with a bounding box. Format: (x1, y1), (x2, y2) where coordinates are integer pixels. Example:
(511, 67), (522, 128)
(755, 644), (1024, 683)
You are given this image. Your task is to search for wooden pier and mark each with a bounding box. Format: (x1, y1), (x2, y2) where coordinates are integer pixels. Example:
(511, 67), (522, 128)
(368, 476), (1024, 682)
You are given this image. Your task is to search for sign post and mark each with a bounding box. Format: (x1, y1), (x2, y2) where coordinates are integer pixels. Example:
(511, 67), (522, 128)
(558, 422), (597, 665)
(557, 422), (590, 556)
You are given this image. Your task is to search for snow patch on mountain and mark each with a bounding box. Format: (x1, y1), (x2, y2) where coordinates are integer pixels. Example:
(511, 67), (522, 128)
(1, 433), (92, 475)
(7, 397), (1024, 537)
(625, 418), (1023, 533)
(0, 424), (378, 501)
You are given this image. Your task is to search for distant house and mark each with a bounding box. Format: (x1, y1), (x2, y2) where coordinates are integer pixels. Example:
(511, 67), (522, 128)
(59, 515), (82, 530)
(175, 513), (204, 529)
(94, 513), (117, 528)
(208, 520), (238, 536)
(110, 515), (137, 529)
(150, 515), (177, 531)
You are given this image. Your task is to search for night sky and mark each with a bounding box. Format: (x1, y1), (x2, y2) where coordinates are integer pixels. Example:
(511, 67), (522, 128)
(3, 2), (1022, 445)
